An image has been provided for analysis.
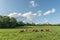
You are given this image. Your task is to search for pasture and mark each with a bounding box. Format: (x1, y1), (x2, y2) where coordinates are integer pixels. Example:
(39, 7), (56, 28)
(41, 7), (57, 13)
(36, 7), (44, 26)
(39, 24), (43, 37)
(0, 26), (60, 40)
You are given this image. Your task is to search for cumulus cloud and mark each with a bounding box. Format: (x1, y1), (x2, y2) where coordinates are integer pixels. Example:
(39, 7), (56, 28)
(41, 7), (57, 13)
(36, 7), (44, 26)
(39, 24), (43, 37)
(51, 8), (56, 13)
(22, 11), (37, 20)
(7, 11), (41, 21)
(30, 0), (37, 7)
(44, 8), (56, 15)
(8, 12), (21, 18)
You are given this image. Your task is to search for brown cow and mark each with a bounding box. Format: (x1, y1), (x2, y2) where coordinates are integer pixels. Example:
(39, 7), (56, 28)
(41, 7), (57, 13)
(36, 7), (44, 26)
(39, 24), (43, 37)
(18, 29), (24, 33)
(45, 29), (51, 32)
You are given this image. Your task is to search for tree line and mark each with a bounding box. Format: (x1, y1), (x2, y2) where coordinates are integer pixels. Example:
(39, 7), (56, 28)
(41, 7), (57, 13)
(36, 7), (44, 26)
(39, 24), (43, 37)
(0, 16), (60, 28)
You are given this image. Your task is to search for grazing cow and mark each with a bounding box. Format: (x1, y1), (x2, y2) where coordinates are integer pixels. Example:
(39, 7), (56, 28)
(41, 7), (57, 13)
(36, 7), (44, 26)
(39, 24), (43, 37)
(46, 29), (50, 32)
(18, 29), (24, 33)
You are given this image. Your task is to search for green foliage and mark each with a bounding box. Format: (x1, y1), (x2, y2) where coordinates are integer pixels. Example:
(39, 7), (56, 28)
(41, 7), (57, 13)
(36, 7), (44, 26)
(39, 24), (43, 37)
(17, 21), (25, 26)
(9, 17), (17, 28)
(0, 16), (17, 28)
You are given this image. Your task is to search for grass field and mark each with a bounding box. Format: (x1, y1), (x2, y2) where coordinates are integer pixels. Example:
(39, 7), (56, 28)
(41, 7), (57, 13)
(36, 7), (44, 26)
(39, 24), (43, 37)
(0, 26), (60, 40)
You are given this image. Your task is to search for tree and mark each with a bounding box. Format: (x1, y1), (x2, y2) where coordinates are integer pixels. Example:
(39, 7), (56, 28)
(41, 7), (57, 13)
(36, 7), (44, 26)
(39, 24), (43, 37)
(9, 17), (17, 28)
(2, 16), (10, 28)
(0, 16), (3, 28)
(17, 21), (25, 26)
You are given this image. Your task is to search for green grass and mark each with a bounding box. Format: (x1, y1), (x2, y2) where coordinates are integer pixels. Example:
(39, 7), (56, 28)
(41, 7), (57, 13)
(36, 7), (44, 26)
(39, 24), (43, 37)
(0, 26), (60, 40)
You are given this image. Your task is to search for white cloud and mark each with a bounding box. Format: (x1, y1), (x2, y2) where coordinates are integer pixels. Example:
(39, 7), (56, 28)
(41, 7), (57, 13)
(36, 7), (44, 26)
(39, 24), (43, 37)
(51, 8), (56, 13)
(44, 8), (56, 15)
(22, 11), (37, 20)
(8, 12), (21, 18)
(30, 0), (37, 7)
(7, 11), (41, 21)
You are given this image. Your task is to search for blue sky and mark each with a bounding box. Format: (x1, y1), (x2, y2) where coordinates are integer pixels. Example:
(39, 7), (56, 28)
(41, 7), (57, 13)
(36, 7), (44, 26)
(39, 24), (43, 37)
(0, 0), (60, 24)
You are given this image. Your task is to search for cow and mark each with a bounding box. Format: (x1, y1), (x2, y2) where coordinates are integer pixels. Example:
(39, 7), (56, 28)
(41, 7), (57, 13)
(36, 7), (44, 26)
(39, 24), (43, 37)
(45, 29), (51, 32)
(18, 29), (24, 33)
